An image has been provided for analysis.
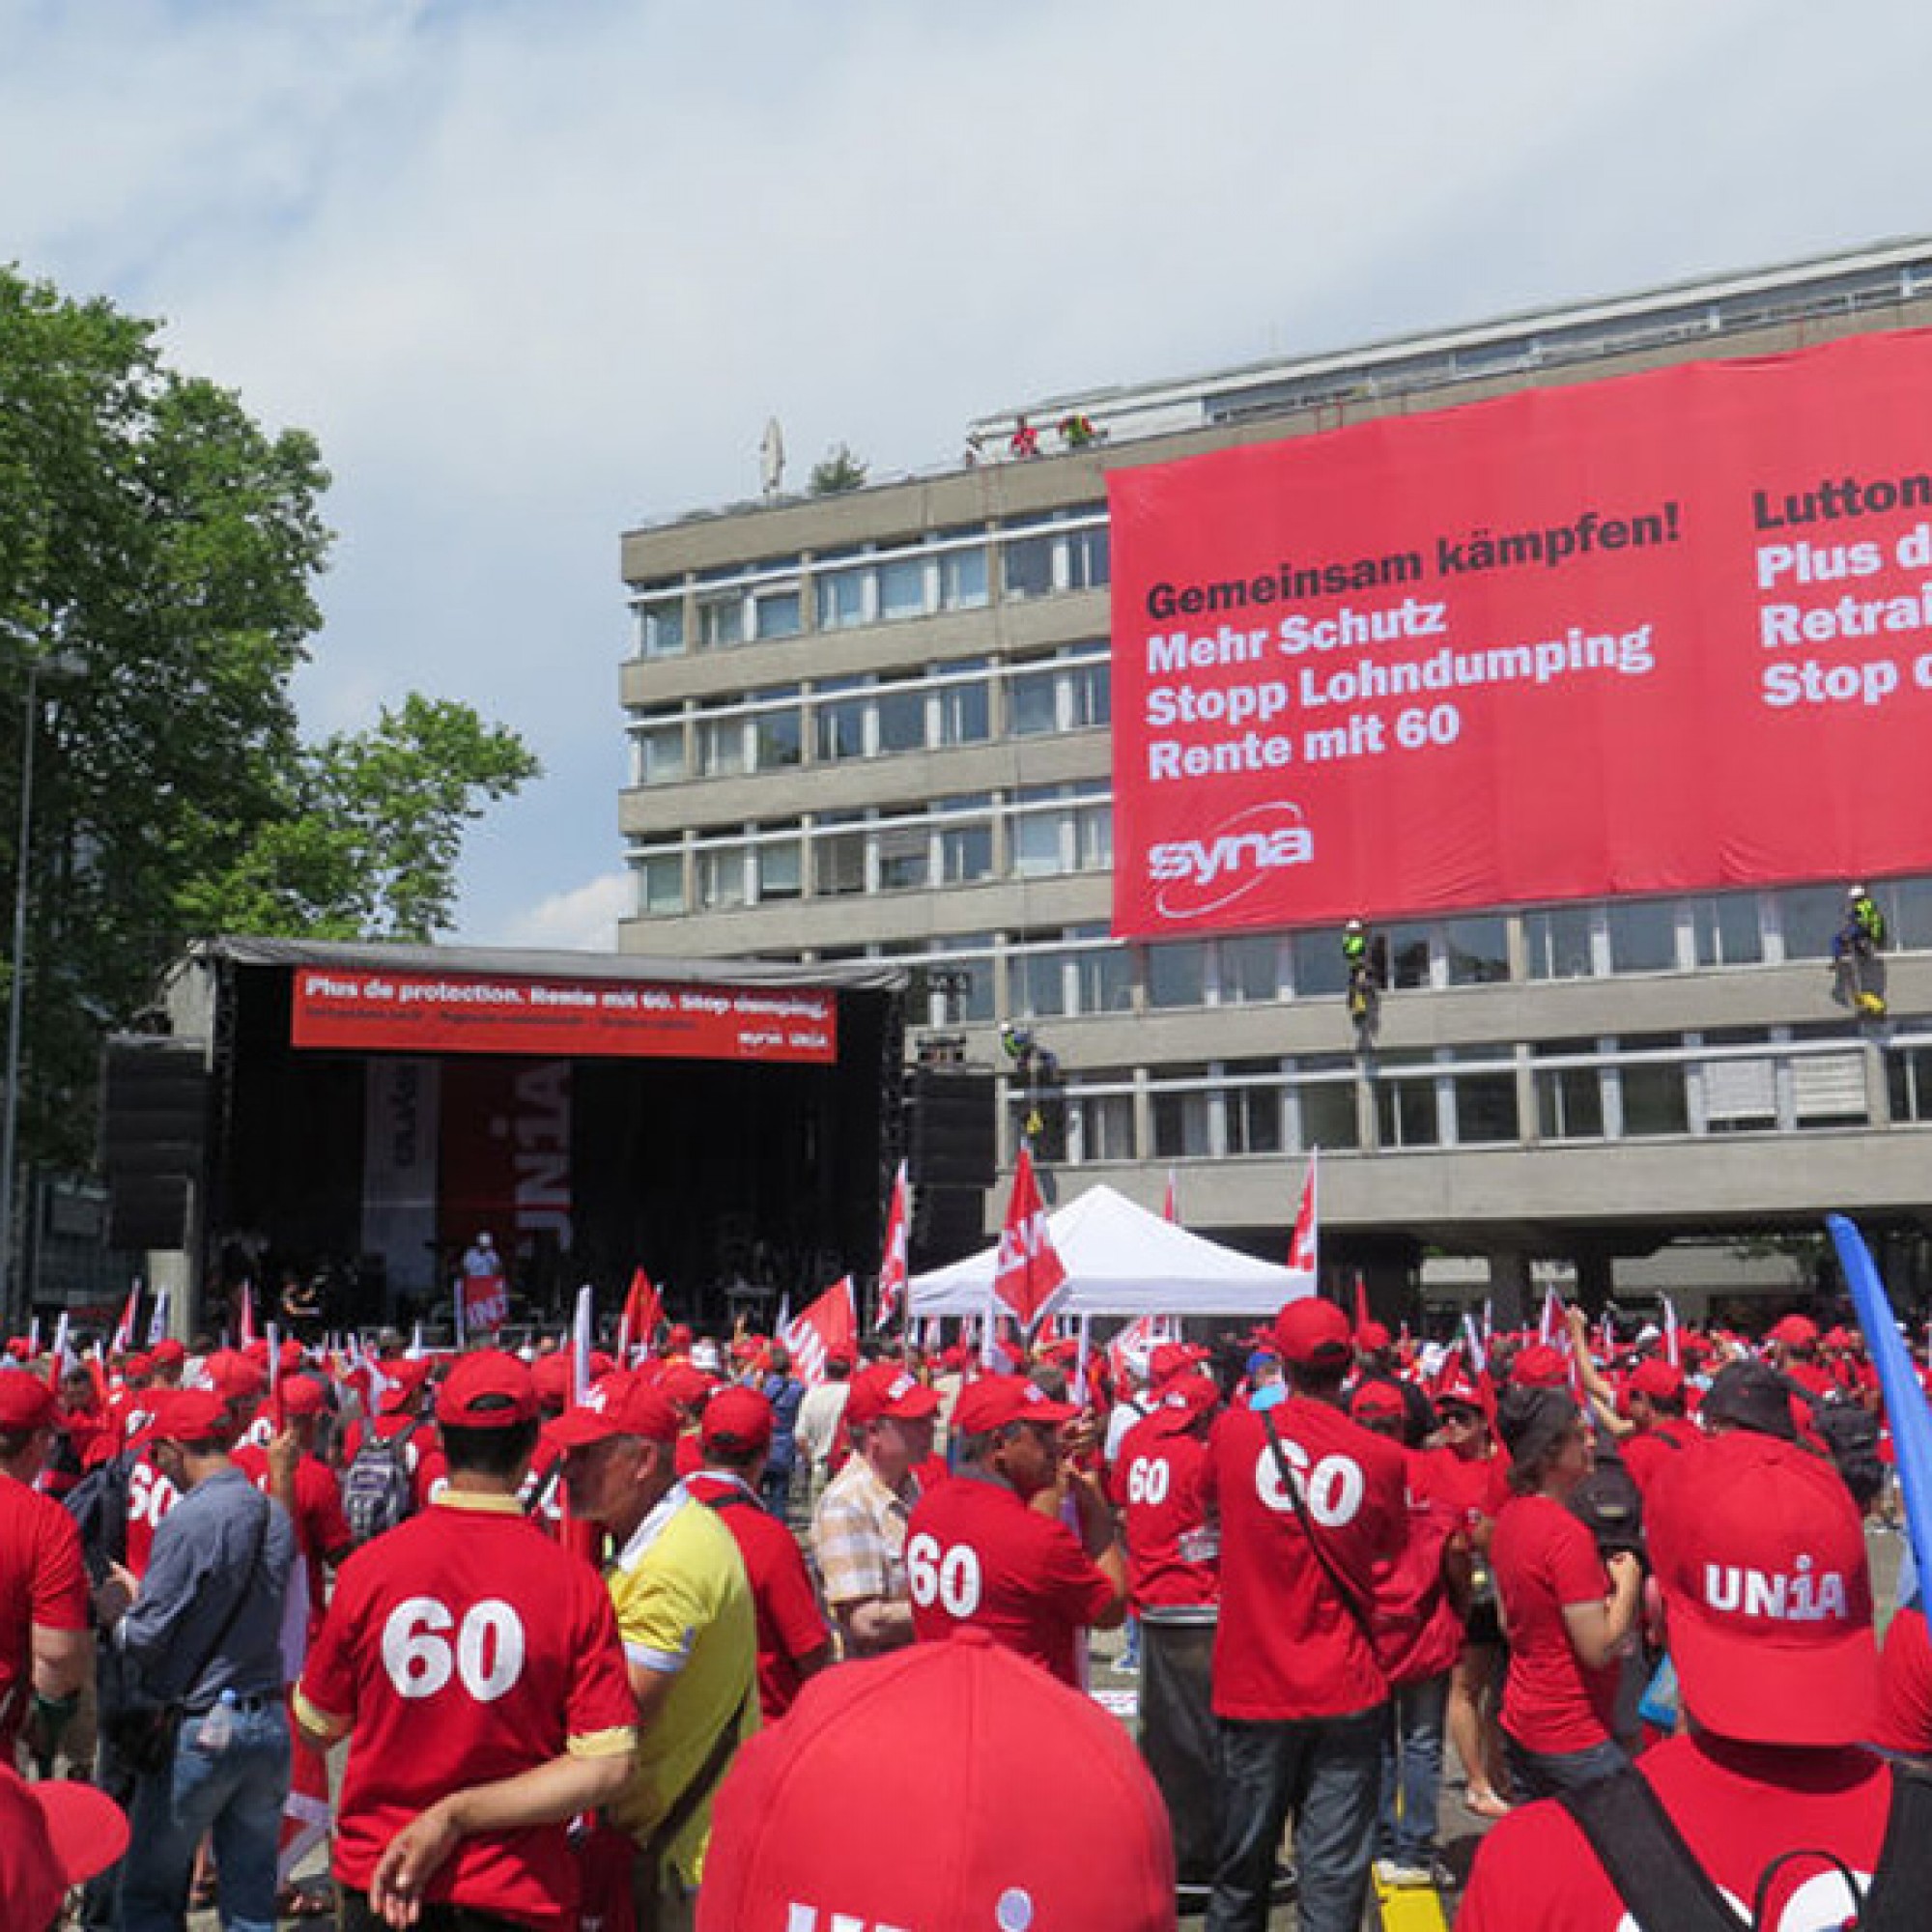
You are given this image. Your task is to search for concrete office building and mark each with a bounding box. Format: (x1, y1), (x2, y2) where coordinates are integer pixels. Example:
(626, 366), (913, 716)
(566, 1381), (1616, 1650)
(617, 239), (1932, 1319)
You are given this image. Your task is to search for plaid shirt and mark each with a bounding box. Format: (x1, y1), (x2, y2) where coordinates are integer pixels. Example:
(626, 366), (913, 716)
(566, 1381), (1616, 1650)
(810, 1453), (916, 1610)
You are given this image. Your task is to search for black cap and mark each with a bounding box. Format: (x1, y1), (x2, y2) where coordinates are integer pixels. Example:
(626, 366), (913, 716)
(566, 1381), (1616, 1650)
(1700, 1358), (1798, 1441)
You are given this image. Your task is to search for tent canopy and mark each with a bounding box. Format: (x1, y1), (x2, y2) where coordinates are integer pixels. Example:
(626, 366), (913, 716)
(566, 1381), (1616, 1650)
(909, 1182), (1314, 1321)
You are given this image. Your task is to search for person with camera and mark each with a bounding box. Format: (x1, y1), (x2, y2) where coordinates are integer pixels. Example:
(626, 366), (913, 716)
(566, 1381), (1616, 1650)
(1489, 1384), (1642, 1802)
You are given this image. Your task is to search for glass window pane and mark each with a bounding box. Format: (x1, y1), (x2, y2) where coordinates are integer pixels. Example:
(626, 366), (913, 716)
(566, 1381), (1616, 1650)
(753, 704), (801, 770)
(1385, 922), (1433, 990)
(1778, 884), (1844, 961)
(1606, 899), (1679, 973)
(638, 852), (683, 914)
(697, 593), (744, 649)
(1294, 1068), (1359, 1151)
(695, 845), (747, 909)
(1067, 661), (1111, 729)
(1152, 1070), (1212, 1158)
(1693, 894), (1763, 966)
(1226, 1062), (1283, 1154)
(1075, 948), (1134, 1014)
(1067, 525), (1110, 590)
(757, 839), (802, 901)
(696, 718), (746, 779)
(1620, 1053), (1688, 1136)
(1537, 1065), (1604, 1139)
(875, 687), (926, 754)
(815, 690), (867, 762)
(878, 556), (929, 621)
(814, 823), (867, 896)
(941, 545), (989, 610)
(816, 567), (868, 630)
(1075, 803), (1112, 871)
(1011, 810), (1064, 877)
(1019, 950), (1070, 1017)
(1454, 1073), (1519, 1144)
(1889, 878), (1932, 950)
(1445, 916), (1509, 985)
(1002, 533), (1056, 601)
(639, 596), (684, 657)
(753, 589), (802, 639)
(1376, 1067), (1439, 1148)
(1220, 935), (1280, 1004)
(1292, 929), (1347, 997)
(1146, 942), (1208, 1009)
(1009, 668), (1057, 736)
(1527, 906), (1597, 980)
(937, 668), (990, 745)
(1072, 1094), (1135, 1163)
(940, 819), (992, 884)
(876, 824), (929, 893)
(637, 724), (685, 785)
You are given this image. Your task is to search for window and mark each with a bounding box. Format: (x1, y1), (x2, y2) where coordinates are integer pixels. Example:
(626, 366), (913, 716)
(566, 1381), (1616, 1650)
(1606, 899), (1680, 974)
(1007, 644), (1111, 737)
(1618, 1037), (1689, 1137)
(1692, 894), (1763, 966)
(1889, 877), (1932, 950)
(696, 715), (748, 780)
(1014, 933), (1130, 1017)
(635, 849), (684, 916)
(694, 841), (748, 910)
(1146, 942), (1208, 1009)
(934, 663), (991, 746)
(635, 586), (684, 658)
(1151, 1068), (1213, 1158)
(1009, 784), (1111, 879)
(1385, 921), (1433, 991)
(1775, 884), (1844, 961)
(1290, 1058), (1359, 1151)
(816, 559), (869, 630)
(1071, 939), (1133, 1014)
(1526, 905), (1597, 980)
(1292, 929), (1348, 998)
(752, 694), (802, 771)
(1887, 1043), (1932, 1122)
(875, 820), (930, 894)
(1219, 934), (1282, 1004)
(1535, 1042), (1605, 1140)
(814, 679), (869, 762)
(937, 796), (994, 885)
(874, 684), (926, 755)
(877, 554), (930, 622)
(1374, 1057), (1440, 1149)
(1445, 916), (1510, 985)
(756, 831), (802, 903)
(940, 542), (990, 611)
(1066, 1089), (1135, 1164)
(1066, 522), (1110, 590)
(1225, 1061), (1283, 1154)
(696, 588), (745, 650)
(1696, 1031), (1778, 1133)
(814, 815), (867, 896)
(753, 585), (802, 639)
(1788, 1028), (1867, 1123)
(926, 939), (995, 1023)
(1001, 528), (1057, 601)
(1000, 511), (1109, 601)
(633, 713), (685, 786)
(1449, 1063), (1519, 1144)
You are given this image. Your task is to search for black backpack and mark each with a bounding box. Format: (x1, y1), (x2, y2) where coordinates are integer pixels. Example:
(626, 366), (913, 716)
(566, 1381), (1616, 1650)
(63, 1448), (135, 1586)
(341, 1420), (417, 1546)
(1561, 1758), (1932, 1930)
(1813, 1397), (1885, 1514)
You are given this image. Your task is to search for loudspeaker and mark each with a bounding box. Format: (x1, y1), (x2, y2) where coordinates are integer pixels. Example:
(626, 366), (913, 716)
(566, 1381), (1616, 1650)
(100, 1037), (206, 1249)
(905, 1066), (996, 1189)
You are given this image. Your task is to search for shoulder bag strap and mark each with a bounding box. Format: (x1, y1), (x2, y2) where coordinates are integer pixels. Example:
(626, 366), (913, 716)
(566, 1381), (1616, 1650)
(639, 1685), (753, 1870)
(1261, 1410), (1379, 1653)
(1558, 1764), (1747, 1932)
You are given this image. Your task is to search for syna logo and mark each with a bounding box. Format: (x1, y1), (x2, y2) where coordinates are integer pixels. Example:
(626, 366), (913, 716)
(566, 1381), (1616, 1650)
(1148, 801), (1313, 919)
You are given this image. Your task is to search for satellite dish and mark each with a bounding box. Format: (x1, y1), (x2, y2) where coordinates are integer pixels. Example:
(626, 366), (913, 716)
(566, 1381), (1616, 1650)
(760, 417), (784, 498)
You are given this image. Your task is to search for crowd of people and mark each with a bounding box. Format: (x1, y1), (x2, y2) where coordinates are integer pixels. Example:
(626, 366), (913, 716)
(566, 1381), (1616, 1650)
(0, 1293), (1927, 1930)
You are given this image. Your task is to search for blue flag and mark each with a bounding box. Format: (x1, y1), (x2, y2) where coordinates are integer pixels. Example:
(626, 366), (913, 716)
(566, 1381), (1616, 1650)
(1828, 1213), (1932, 1609)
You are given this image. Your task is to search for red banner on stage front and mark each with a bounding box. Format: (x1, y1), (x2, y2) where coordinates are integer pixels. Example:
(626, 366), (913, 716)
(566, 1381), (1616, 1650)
(291, 968), (838, 1063)
(1108, 327), (1932, 937)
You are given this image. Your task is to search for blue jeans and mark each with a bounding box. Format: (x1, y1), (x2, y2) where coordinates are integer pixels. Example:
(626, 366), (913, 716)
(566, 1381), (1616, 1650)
(1378, 1670), (1449, 1865)
(1503, 1728), (1629, 1803)
(1206, 1703), (1385, 1932)
(119, 1699), (291, 1932)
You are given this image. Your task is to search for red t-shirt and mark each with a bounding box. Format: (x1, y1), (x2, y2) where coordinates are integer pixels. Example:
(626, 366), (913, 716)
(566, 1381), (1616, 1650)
(124, 1451), (181, 1579)
(1459, 1733), (1893, 1932)
(1621, 1418), (1700, 1502)
(1110, 1413), (1217, 1611)
(233, 1445), (352, 1639)
(1198, 1396), (1407, 1720)
(1874, 1603), (1932, 1754)
(1492, 1492), (1619, 1753)
(298, 1491), (636, 1926)
(685, 1469), (830, 1718)
(1425, 1442), (1504, 1534)
(0, 1473), (88, 1753)
(904, 1474), (1117, 1686)
(1379, 1445), (1463, 1686)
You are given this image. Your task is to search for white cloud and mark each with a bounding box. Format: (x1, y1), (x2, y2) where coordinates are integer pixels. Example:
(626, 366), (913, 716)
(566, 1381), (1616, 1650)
(500, 869), (632, 955)
(7, 1), (1932, 943)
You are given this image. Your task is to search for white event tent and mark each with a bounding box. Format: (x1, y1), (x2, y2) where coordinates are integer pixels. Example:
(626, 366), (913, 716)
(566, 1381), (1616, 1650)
(907, 1182), (1315, 1321)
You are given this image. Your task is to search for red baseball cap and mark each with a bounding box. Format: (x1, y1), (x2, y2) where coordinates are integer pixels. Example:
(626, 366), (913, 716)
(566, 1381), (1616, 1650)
(144, 1389), (230, 1446)
(1149, 1342), (1206, 1388)
(696, 1629), (1176, 1932)
(530, 1352), (574, 1405)
(1768, 1314), (1821, 1350)
(0, 1765), (129, 1931)
(952, 1375), (1079, 1435)
(700, 1386), (774, 1456)
(1356, 1319), (1392, 1351)
(277, 1374), (327, 1419)
(204, 1349), (265, 1401)
(0, 1373), (58, 1432)
(1648, 1432), (1878, 1747)
(1629, 1358), (1686, 1402)
(150, 1338), (185, 1369)
(659, 1360), (720, 1410)
(437, 1351), (538, 1430)
(845, 1363), (941, 1427)
(1148, 1372), (1220, 1434)
(1510, 1343), (1572, 1389)
(548, 1371), (680, 1448)
(1273, 1296), (1353, 1370)
(1348, 1379), (1406, 1424)
(377, 1358), (432, 1414)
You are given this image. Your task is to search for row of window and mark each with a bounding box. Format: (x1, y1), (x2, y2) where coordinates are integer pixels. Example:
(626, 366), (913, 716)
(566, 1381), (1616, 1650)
(629, 644), (1110, 787)
(632, 511), (1109, 658)
(1007, 1028), (1924, 1166)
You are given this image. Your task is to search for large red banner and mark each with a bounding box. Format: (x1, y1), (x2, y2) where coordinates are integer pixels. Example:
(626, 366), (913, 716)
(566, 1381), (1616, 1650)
(291, 968), (837, 1063)
(1109, 327), (1932, 937)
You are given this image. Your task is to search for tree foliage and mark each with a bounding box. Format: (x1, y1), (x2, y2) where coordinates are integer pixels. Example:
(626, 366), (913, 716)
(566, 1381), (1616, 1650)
(0, 266), (538, 1169)
(809, 442), (868, 494)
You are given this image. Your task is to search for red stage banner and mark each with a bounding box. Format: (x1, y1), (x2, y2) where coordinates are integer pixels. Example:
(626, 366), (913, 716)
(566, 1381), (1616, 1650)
(291, 968), (838, 1063)
(1109, 327), (1932, 937)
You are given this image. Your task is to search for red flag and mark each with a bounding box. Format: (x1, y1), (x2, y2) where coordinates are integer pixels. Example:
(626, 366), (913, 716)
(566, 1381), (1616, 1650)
(1351, 1271), (1372, 1341)
(874, 1161), (911, 1332)
(618, 1267), (662, 1366)
(991, 1147), (1066, 1331)
(239, 1280), (258, 1348)
(1162, 1168), (1179, 1224)
(1288, 1151), (1320, 1275)
(782, 1278), (859, 1386)
(109, 1279), (141, 1357)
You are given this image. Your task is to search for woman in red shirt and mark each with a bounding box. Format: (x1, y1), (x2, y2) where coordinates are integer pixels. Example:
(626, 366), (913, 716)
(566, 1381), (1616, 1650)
(1490, 1385), (1643, 1801)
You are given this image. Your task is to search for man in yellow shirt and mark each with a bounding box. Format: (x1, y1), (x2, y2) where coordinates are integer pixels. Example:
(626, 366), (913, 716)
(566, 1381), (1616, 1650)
(557, 1371), (757, 1932)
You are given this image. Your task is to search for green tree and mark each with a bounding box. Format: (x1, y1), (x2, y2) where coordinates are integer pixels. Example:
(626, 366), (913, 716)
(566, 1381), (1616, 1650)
(809, 442), (868, 494)
(0, 266), (537, 1172)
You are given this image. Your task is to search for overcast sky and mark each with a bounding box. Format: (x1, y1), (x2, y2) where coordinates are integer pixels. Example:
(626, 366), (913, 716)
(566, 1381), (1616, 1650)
(5, 0), (1929, 950)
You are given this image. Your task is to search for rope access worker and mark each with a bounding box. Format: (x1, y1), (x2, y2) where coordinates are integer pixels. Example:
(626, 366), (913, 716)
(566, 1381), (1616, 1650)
(1832, 884), (1889, 1017)
(1343, 919), (1378, 1023)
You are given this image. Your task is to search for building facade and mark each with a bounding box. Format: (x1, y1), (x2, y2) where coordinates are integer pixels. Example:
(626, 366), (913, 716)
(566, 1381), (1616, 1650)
(617, 240), (1932, 1315)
